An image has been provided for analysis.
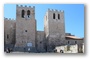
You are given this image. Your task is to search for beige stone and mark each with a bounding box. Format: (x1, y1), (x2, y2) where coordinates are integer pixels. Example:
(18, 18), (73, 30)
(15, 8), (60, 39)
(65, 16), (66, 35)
(4, 5), (84, 52)
(15, 6), (36, 47)
(4, 18), (16, 44)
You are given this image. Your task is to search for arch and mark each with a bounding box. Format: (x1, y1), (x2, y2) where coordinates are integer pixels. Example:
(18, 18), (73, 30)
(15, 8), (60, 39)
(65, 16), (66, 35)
(58, 14), (60, 19)
(21, 10), (25, 18)
(27, 10), (30, 18)
(53, 13), (55, 19)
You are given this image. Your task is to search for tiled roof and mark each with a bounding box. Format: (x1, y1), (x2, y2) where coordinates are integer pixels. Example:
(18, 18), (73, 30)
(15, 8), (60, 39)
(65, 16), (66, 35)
(65, 36), (83, 40)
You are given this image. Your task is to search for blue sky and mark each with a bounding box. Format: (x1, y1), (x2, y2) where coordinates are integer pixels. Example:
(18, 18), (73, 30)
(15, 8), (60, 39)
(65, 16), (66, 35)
(4, 4), (84, 38)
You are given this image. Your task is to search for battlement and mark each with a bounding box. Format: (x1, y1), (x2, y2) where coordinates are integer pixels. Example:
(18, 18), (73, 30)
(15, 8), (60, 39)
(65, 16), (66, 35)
(48, 8), (64, 12)
(4, 17), (16, 21)
(16, 5), (35, 9)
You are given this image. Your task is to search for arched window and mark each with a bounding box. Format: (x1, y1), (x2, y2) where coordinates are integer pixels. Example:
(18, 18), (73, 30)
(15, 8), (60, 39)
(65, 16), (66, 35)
(53, 13), (55, 19)
(58, 14), (60, 19)
(27, 10), (30, 18)
(21, 10), (25, 18)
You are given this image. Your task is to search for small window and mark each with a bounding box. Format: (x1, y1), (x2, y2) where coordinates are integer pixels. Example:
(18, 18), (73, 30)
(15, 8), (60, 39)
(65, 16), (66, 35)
(21, 10), (25, 18)
(58, 14), (60, 19)
(25, 30), (27, 32)
(75, 41), (77, 44)
(27, 10), (30, 18)
(53, 13), (55, 19)
(68, 41), (69, 44)
(7, 34), (9, 39)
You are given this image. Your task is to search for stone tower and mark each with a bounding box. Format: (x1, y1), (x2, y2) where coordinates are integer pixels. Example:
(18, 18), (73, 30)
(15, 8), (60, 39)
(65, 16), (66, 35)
(15, 5), (36, 48)
(4, 18), (16, 49)
(44, 9), (65, 51)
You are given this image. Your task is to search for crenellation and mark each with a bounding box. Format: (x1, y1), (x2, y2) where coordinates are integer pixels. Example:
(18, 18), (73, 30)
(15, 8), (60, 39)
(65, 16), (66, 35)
(29, 6), (31, 7)
(55, 9), (58, 12)
(16, 4), (18, 7)
(15, 4), (36, 48)
(25, 5), (27, 7)
(4, 18), (7, 20)
(53, 9), (56, 11)
(4, 5), (84, 53)
(48, 8), (51, 12)
(47, 9), (62, 13)
(4, 18), (16, 21)
(59, 10), (61, 12)
(33, 6), (35, 9)
(16, 5), (35, 9)
(51, 9), (54, 11)
(9, 18), (11, 20)
(20, 5), (23, 7)
(61, 10), (64, 12)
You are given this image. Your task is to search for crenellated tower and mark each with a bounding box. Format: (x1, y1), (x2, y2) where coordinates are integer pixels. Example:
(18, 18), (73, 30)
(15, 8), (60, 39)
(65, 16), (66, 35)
(44, 9), (66, 51)
(15, 5), (36, 48)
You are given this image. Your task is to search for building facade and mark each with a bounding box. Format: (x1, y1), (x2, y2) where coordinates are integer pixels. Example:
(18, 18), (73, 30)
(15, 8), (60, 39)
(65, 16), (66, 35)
(44, 9), (66, 51)
(15, 5), (36, 49)
(4, 5), (84, 53)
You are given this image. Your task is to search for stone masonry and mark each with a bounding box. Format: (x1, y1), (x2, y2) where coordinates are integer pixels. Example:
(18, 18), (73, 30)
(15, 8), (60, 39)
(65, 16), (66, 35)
(4, 5), (84, 53)
(4, 18), (16, 45)
(44, 9), (66, 51)
(15, 5), (36, 48)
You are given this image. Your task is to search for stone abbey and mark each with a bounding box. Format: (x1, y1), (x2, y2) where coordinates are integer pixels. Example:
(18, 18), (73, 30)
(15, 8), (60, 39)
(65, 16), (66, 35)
(4, 5), (84, 53)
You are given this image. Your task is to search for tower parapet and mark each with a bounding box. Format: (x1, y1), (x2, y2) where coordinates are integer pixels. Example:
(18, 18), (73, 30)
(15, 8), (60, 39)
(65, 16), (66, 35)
(4, 17), (15, 21)
(15, 5), (36, 48)
(44, 8), (65, 51)
(16, 5), (35, 9)
(16, 5), (35, 20)
(48, 8), (64, 13)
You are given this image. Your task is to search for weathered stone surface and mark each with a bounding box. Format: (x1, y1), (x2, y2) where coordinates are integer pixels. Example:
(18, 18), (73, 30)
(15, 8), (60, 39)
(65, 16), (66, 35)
(4, 5), (84, 53)
(4, 18), (16, 44)
(36, 31), (45, 52)
(44, 9), (66, 51)
(15, 6), (36, 47)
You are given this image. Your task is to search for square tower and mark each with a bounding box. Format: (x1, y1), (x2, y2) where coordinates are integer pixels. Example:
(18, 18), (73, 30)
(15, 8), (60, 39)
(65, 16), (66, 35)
(15, 5), (36, 48)
(44, 9), (66, 51)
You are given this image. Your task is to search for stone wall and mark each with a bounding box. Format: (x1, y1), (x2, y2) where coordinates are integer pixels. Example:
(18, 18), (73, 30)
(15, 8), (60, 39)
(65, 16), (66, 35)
(4, 18), (16, 45)
(36, 31), (45, 52)
(15, 5), (36, 48)
(4, 5), (84, 53)
(66, 38), (83, 45)
(44, 9), (66, 51)
(55, 44), (83, 53)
